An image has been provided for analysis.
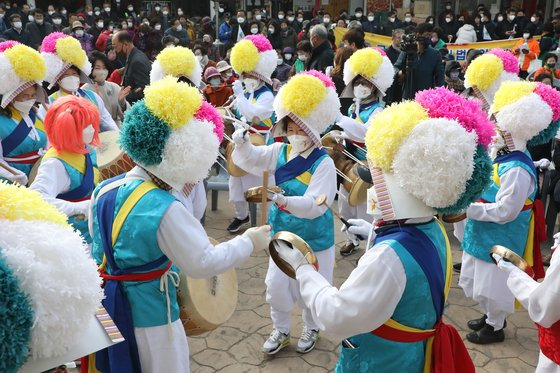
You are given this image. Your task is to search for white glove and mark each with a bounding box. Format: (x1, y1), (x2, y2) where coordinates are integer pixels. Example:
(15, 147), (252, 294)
(268, 192), (287, 206)
(534, 158), (551, 170)
(232, 128), (248, 145)
(8, 168), (28, 185)
(347, 218), (373, 238)
(274, 239), (312, 273)
(232, 80), (244, 96)
(341, 224), (360, 246)
(73, 200), (90, 220)
(492, 253), (521, 274)
(243, 225), (272, 251)
(552, 232), (560, 251)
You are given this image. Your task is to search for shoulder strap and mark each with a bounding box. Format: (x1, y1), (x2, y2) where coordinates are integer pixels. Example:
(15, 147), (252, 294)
(57, 153), (95, 201)
(1, 115), (32, 155)
(275, 147), (327, 186)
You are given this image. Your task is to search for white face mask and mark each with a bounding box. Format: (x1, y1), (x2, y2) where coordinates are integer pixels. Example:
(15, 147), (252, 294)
(405, 17), (411, 22)
(53, 18), (62, 25)
(445, 17), (452, 23)
(94, 10), (101, 16)
(287, 134), (311, 153)
(256, 14), (261, 21)
(82, 124), (95, 144)
(366, 186), (383, 221)
(388, 17), (395, 23)
(297, 17), (303, 22)
(178, 10), (183, 16)
(75, 29), (84, 37)
(237, 17), (245, 23)
(355, 12), (362, 18)
(323, 17), (330, 23)
(225, 72), (232, 78)
(428, 20), (434, 24)
(523, 33), (530, 39)
(367, 16), (374, 21)
(508, 15), (515, 21)
(13, 21), (22, 29)
(284, 53), (292, 60)
(97, 21), (104, 28)
(128, 6), (134, 12)
(87, 11), (93, 16)
(155, 6), (161, 11)
(176, 24), (182, 31)
(531, 16), (536, 22)
(288, 16), (294, 22)
(12, 99), (35, 114)
(162, 10), (169, 15)
(353, 84), (372, 99)
(278, 14), (284, 20)
(251, 27), (258, 34)
(268, 27), (274, 33)
(243, 77), (259, 92)
(59, 75), (81, 92)
(48, 10), (55, 15)
(104, 7), (111, 12)
(127, 22), (133, 28)
(93, 68), (108, 82)
(298, 53), (307, 62)
(28, 14), (34, 22)
(155, 24), (161, 30)
(277, 58), (283, 65)
(61, 9), (67, 14)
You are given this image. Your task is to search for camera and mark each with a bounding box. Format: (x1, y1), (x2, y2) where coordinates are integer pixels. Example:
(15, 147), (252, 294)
(401, 33), (418, 54)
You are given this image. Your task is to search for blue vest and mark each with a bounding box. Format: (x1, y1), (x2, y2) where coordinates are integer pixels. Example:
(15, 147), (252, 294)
(234, 85), (276, 142)
(462, 150), (537, 263)
(335, 220), (448, 373)
(347, 101), (382, 161)
(269, 144), (334, 252)
(0, 110), (47, 176)
(92, 178), (179, 328)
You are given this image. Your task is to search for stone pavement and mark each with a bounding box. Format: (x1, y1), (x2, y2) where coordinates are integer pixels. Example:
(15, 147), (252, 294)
(188, 196), (547, 373)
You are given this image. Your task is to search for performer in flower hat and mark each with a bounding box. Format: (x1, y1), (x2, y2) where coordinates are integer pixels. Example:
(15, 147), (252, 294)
(275, 87), (494, 372)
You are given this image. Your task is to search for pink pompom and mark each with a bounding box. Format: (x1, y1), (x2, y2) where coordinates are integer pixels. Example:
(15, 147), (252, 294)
(0, 40), (20, 53)
(194, 101), (224, 141)
(371, 46), (387, 56)
(40, 32), (67, 53)
(488, 48), (519, 74)
(244, 34), (273, 52)
(535, 83), (560, 122)
(415, 87), (494, 148)
(300, 70), (336, 88)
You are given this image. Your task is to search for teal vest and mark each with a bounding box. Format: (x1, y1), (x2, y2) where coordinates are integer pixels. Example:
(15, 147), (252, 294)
(234, 85), (276, 143)
(0, 112), (47, 176)
(462, 151), (537, 263)
(268, 144), (334, 251)
(92, 179), (179, 327)
(335, 220), (448, 373)
(347, 101), (382, 161)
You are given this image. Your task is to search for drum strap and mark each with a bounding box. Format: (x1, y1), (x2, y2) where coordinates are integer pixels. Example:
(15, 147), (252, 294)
(57, 152), (95, 202)
(275, 146), (326, 185)
(1, 111), (35, 156)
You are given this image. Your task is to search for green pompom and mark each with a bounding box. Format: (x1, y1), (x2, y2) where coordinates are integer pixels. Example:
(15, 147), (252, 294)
(528, 120), (560, 147)
(0, 252), (34, 372)
(120, 101), (171, 166)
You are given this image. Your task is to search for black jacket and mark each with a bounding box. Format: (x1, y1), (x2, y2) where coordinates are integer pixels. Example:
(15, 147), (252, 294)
(2, 27), (32, 46)
(25, 21), (53, 49)
(123, 47), (152, 104)
(308, 40), (334, 73)
(394, 46), (445, 100)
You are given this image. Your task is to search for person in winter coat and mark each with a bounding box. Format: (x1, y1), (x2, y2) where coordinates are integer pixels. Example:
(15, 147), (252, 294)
(266, 20), (282, 50)
(480, 12), (497, 41)
(279, 19), (297, 50)
(444, 60), (465, 92)
(456, 21), (478, 43)
(512, 25), (541, 79)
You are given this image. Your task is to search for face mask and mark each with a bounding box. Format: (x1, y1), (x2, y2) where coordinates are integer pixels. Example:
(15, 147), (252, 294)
(445, 5), (451, 10)
(12, 99), (35, 114)
(82, 124), (95, 144)
(278, 14), (284, 20)
(366, 187), (383, 221)
(255, 14), (261, 21)
(323, 17), (330, 23)
(288, 16), (294, 22)
(104, 7), (111, 12)
(450, 72), (460, 80)
(143, 21), (150, 26)
(531, 16), (536, 22)
(178, 10), (184, 16)
(298, 53), (307, 62)
(36, 18), (43, 25)
(13, 21), (22, 29)
(277, 58), (283, 65)
(268, 27), (274, 33)
(128, 6), (134, 11)
(428, 20), (434, 24)
(353, 84), (372, 99)
(388, 17), (395, 23)
(53, 18), (62, 25)
(297, 17), (303, 22)
(508, 15), (515, 21)
(445, 17), (452, 23)
(431, 37), (438, 43)
(28, 14), (34, 22)
(75, 29), (84, 37)
(355, 12), (362, 18)
(219, 7), (224, 13)
(251, 27), (258, 34)
(163, 11), (169, 15)
(547, 62), (556, 68)
(93, 68), (108, 82)
(225, 72), (232, 78)
(176, 24), (182, 31)
(367, 16), (374, 22)
(497, 16), (503, 22)
(127, 22), (133, 28)
(243, 77), (259, 92)
(122, 24), (128, 29)
(405, 17), (411, 22)
(95, 10), (101, 16)
(87, 11), (93, 16)
(523, 33), (530, 39)
(210, 78), (221, 86)
(97, 21), (104, 28)
(59, 75), (81, 92)
(237, 17), (245, 23)
(155, 25), (161, 30)
(48, 10), (55, 15)
(155, 6), (161, 11)
(61, 10), (67, 15)
(287, 134), (311, 153)
(284, 53), (292, 60)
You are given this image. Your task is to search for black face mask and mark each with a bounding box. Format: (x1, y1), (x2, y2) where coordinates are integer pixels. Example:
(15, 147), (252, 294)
(547, 63), (556, 68)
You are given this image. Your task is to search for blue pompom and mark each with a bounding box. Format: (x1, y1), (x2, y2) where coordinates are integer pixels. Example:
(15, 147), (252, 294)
(437, 145), (492, 215)
(528, 120), (560, 147)
(0, 252), (34, 372)
(120, 101), (171, 166)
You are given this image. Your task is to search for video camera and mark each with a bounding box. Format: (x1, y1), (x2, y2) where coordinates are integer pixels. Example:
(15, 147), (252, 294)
(401, 33), (418, 54)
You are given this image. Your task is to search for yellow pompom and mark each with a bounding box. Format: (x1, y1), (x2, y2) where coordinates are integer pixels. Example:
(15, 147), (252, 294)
(366, 101), (428, 171)
(0, 181), (68, 226)
(348, 48), (383, 79)
(230, 39), (259, 74)
(144, 76), (202, 129)
(280, 74), (327, 118)
(492, 81), (536, 114)
(55, 36), (87, 68)
(4, 44), (46, 82)
(156, 46), (196, 78)
(465, 54), (503, 91)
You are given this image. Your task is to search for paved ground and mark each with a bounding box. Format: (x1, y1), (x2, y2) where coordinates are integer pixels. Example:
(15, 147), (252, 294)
(187, 194), (549, 373)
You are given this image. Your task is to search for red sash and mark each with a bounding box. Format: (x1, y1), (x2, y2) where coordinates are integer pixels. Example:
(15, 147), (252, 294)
(538, 321), (560, 365)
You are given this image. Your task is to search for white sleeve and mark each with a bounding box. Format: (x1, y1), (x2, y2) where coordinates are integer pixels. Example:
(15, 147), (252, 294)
(235, 90), (274, 122)
(30, 157), (84, 216)
(232, 141), (283, 174)
(92, 91), (119, 132)
(0, 140), (16, 179)
(296, 243), (406, 341)
(507, 252), (560, 327)
(466, 166), (535, 223)
(190, 182), (207, 221)
(284, 156), (337, 219)
(157, 201), (253, 278)
(337, 107), (383, 143)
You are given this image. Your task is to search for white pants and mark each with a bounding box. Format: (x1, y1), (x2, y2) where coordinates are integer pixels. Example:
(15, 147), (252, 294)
(265, 247), (335, 334)
(459, 251), (514, 329)
(537, 351), (560, 373)
(229, 173), (274, 219)
(134, 319), (189, 372)
(337, 185), (368, 243)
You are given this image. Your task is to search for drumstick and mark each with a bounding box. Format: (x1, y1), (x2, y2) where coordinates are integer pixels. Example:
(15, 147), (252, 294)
(0, 161), (18, 175)
(315, 194), (366, 240)
(261, 170), (268, 225)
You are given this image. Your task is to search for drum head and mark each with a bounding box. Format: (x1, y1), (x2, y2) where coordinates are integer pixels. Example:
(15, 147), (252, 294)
(27, 157), (42, 186)
(269, 231), (317, 279)
(348, 178), (369, 207)
(96, 131), (123, 168)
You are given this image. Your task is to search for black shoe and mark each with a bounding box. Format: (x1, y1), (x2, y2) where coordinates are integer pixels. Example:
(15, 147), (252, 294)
(340, 242), (358, 256)
(227, 216), (250, 233)
(453, 262), (462, 273)
(466, 324), (505, 344)
(467, 315), (506, 331)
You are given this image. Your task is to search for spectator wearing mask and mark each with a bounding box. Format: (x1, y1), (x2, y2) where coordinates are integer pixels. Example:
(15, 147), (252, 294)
(321, 12), (332, 29)
(90, 17), (105, 44)
(198, 16), (214, 40)
(494, 13), (504, 25)
(290, 39), (311, 76)
(441, 12), (458, 42)
(425, 16), (435, 25)
(125, 4), (139, 23)
(0, 7), (8, 33)
(384, 28), (404, 105)
(342, 29), (365, 52)
(534, 71), (553, 86)
(121, 19), (136, 40)
(272, 48), (291, 85)
(20, 3), (31, 27)
(248, 20), (261, 36)
(456, 14), (465, 28)
(534, 53), (560, 80)
(150, 3), (162, 20)
(530, 12), (543, 35)
(193, 44), (215, 78)
(26, 8), (52, 50)
(444, 60), (465, 93)
(496, 9), (517, 39)
(401, 12), (417, 28)
(216, 60), (236, 84)
(50, 13), (64, 32)
(3, 14), (31, 46)
(456, 18), (478, 43)
(202, 34), (221, 62)
(266, 20), (281, 50)
(438, 1), (453, 26)
(202, 67), (232, 107)
(282, 47), (294, 65)
(515, 10), (528, 37)
(292, 11), (304, 33)
(156, 4), (171, 31)
(539, 23), (556, 63)
(232, 10), (249, 44)
(45, 4), (55, 23)
(71, 21), (94, 54)
(134, 23), (158, 60)
(164, 19), (189, 46)
(101, 2), (117, 23)
(251, 9), (266, 32)
(394, 23), (445, 99)
(480, 12), (496, 41)
(431, 27), (446, 50)
(96, 23), (112, 52)
(277, 10), (286, 24)
(362, 11), (380, 34)
(61, 14), (78, 35)
(382, 11), (400, 36)
(82, 51), (131, 127)
(112, 31), (151, 103)
(350, 7), (366, 23)
(84, 5), (94, 26)
(308, 24), (335, 73)
(512, 25), (540, 79)
(279, 19), (297, 50)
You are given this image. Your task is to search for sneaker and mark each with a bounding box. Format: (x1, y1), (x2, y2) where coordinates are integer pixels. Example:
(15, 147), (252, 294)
(340, 242), (358, 256)
(453, 262), (462, 273)
(227, 216), (250, 233)
(262, 329), (290, 355)
(296, 326), (319, 353)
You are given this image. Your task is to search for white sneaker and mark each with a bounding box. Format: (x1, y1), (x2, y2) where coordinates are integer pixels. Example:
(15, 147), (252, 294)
(296, 326), (319, 353)
(262, 329), (290, 354)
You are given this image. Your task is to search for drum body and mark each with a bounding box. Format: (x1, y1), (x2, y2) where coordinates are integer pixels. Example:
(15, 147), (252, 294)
(27, 157), (41, 186)
(225, 133), (265, 177)
(97, 131), (135, 180)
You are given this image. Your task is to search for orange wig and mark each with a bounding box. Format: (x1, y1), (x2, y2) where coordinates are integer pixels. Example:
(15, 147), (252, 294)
(44, 95), (101, 154)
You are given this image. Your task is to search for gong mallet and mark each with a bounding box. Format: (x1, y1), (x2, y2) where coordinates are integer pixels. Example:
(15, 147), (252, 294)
(315, 194), (366, 240)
